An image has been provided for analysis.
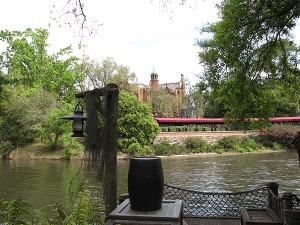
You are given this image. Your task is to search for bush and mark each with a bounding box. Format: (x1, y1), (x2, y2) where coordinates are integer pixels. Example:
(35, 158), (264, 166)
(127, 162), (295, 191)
(0, 141), (14, 159)
(257, 124), (300, 148)
(240, 136), (263, 150)
(185, 137), (207, 150)
(153, 141), (188, 156)
(125, 143), (154, 157)
(217, 136), (242, 150)
(62, 135), (84, 159)
(216, 135), (264, 153)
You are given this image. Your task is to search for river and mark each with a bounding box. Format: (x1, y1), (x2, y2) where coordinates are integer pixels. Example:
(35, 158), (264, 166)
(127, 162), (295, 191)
(0, 150), (299, 209)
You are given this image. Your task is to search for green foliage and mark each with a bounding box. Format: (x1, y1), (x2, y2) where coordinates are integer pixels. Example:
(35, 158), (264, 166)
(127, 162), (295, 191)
(0, 86), (65, 149)
(0, 140), (14, 159)
(153, 141), (188, 156)
(62, 135), (84, 159)
(150, 88), (178, 117)
(36, 104), (74, 151)
(256, 124), (300, 148)
(0, 178), (105, 225)
(35, 177), (104, 225)
(118, 91), (160, 153)
(214, 135), (265, 153)
(197, 0), (300, 127)
(0, 28), (81, 151)
(184, 81), (205, 118)
(217, 136), (242, 150)
(0, 28), (80, 101)
(77, 56), (137, 92)
(0, 198), (31, 224)
(127, 142), (154, 156)
(185, 137), (207, 151)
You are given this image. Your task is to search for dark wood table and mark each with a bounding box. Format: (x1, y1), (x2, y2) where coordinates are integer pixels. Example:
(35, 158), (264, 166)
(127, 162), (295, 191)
(240, 208), (283, 225)
(106, 199), (183, 225)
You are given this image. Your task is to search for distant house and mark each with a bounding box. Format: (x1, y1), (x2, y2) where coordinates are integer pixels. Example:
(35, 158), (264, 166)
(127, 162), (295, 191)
(137, 71), (186, 117)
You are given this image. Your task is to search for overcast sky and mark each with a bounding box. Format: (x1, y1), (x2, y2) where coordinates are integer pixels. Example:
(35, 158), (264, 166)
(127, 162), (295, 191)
(1, 0), (300, 85)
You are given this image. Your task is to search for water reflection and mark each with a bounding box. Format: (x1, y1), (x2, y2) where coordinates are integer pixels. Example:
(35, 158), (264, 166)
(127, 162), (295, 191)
(0, 150), (299, 209)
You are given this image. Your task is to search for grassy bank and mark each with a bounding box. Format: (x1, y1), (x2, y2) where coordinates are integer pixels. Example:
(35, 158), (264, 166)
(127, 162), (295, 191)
(9, 142), (83, 160)
(8, 136), (286, 160)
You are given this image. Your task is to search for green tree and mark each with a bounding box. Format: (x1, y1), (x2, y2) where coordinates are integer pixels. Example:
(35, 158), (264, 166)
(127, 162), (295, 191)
(183, 80), (205, 118)
(197, 0), (300, 126)
(118, 91), (160, 153)
(77, 56), (137, 92)
(150, 88), (178, 117)
(36, 105), (73, 150)
(0, 86), (66, 150)
(0, 28), (80, 101)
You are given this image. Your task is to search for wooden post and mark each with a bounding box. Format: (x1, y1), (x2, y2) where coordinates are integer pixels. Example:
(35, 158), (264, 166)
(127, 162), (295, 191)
(104, 84), (119, 215)
(290, 132), (300, 165)
(81, 84), (119, 216)
(283, 192), (294, 210)
(267, 182), (279, 210)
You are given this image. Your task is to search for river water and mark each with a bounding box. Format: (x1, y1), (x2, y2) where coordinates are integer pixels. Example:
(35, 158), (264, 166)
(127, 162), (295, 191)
(0, 150), (299, 209)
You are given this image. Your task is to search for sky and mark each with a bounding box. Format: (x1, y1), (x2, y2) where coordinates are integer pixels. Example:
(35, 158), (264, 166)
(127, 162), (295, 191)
(1, 0), (300, 86)
(0, 0), (221, 85)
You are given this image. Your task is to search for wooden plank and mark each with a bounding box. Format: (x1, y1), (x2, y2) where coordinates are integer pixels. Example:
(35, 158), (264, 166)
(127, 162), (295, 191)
(183, 218), (240, 225)
(241, 208), (282, 225)
(108, 199), (183, 222)
(105, 219), (179, 225)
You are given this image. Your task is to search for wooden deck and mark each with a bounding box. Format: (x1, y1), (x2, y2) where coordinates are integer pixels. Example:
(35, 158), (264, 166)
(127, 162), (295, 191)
(184, 218), (241, 225)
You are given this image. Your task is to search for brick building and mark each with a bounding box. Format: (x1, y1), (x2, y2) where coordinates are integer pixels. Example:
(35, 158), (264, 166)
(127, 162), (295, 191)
(138, 71), (186, 117)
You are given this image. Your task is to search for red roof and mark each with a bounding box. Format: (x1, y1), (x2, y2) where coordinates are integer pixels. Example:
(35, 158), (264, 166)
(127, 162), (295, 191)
(155, 118), (224, 124)
(155, 117), (300, 124)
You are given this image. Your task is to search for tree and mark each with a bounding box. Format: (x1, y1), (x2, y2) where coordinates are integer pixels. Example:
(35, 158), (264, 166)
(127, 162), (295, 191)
(149, 88), (178, 117)
(36, 105), (73, 150)
(183, 80), (205, 118)
(0, 86), (63, 148)
(118, 91), (160, 153)
(197, 0), (300, 126)
(0, 28), (81, 102)
(76, 56), (137, 92)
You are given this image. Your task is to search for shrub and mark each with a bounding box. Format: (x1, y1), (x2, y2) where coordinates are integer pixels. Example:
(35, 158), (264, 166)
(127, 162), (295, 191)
(153, 141), (188, 156)
(240, 136), (263, 151)
(257, 124), (300, 148)
(62, 135), (84, 159)
(217, 136), (242, 150)
(0, 141), (14, 159)
(185, 137), (207, 150)
(125, 143), (154, 157)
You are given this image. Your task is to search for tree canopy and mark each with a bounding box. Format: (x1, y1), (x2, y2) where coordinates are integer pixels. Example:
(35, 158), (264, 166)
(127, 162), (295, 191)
(197, 0), (300, 126)
(118, 91), (160, 153)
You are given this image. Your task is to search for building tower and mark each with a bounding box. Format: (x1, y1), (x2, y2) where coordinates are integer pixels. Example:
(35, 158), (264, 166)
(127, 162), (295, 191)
(150, 71), (159, 89)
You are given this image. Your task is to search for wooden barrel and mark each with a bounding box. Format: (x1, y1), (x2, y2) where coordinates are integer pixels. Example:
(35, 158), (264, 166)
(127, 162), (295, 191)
(128, 157), (164, 211)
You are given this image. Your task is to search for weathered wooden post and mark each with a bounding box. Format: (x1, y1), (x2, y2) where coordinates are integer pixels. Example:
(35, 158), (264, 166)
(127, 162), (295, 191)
(283, 192), (294, 210)
(267, 182), (279, 210)
(290, 132), (300, 165)
(76, 84), (119, 215)
(103, 84), (119, 214)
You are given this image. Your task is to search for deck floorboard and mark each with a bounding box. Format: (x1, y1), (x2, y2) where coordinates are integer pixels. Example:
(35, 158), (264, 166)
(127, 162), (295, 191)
(184, 218), (241, 225)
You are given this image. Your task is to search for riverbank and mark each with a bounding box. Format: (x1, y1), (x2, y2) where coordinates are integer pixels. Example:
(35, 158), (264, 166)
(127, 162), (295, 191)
(6, 130), (292, 160)
(7, 141), (286, 160)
